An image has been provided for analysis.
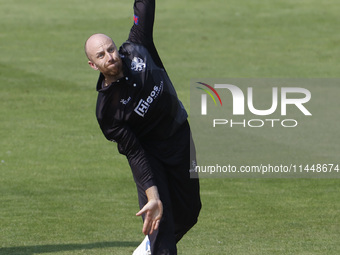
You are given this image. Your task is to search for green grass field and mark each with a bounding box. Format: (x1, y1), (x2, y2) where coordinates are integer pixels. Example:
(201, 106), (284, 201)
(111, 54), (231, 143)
(1, 0), (339, 254)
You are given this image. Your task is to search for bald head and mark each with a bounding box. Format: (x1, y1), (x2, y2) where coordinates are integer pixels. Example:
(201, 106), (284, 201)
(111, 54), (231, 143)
(85, 33), (115, 60)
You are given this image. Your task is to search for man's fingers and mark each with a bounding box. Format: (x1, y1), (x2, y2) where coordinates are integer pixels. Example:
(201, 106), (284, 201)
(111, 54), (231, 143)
(140, 216), (160, 235)
(154, 219), (160, 230)
(143, 214), (157, 235)
(135, 199), (163, 235)
(150, 220), (157, 235)
(148, 218), (160, 235)
(142, 218), (150, 235)
(136, 205), (147, 216)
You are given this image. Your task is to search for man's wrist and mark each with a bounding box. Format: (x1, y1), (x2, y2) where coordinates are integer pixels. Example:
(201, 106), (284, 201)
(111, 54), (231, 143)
(145, 185), (160, 201)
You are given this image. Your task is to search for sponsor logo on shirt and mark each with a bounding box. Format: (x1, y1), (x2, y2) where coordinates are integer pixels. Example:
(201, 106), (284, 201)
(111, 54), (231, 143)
(134, 81), (163, 117)
(131, 57), (146, 72)
(120, 96), (131, 105)
(134, 15), (139, 25)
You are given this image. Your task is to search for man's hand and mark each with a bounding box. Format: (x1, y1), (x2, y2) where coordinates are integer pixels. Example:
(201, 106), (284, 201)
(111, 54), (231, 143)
(136, 186), (163, 235)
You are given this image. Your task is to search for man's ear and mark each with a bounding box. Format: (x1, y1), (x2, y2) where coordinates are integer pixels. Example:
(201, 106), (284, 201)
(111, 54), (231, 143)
(88, 61), (99, 71)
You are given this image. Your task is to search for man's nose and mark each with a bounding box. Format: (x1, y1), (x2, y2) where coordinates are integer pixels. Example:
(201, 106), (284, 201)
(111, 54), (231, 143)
(106, 52), (113, 60)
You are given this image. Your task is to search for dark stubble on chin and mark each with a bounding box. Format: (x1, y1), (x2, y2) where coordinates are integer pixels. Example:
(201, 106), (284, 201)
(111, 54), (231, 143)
(106, 60), (123, 77)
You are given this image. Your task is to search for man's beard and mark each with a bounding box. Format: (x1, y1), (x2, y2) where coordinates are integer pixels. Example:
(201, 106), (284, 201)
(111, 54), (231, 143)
(105, 58), (123, 77)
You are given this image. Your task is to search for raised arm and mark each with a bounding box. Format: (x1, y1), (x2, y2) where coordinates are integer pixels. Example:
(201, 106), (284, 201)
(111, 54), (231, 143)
(128, 0), (156, 45)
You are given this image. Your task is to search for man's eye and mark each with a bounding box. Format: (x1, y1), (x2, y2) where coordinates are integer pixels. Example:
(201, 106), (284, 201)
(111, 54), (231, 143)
(108, 48), (115, 53)
(97, 53), (104, 58)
